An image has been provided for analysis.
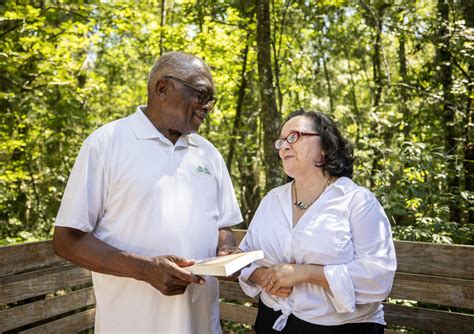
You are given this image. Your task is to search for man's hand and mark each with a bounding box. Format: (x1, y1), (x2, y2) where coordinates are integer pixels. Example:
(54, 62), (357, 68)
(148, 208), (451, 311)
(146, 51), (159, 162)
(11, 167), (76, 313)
(216, 227), (243, 280)
(216, 227), (238, 256)
(143, 255), (205, 296)
(216, 245), (243, 280)
(217, 244), (242, 256)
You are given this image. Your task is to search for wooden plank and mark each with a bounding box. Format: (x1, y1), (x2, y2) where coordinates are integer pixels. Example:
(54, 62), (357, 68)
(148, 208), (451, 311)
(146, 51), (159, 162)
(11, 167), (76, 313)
(390, 272), (474, 309)
(384, 303), (474, 334)
(0, 287), (95, 332)
(232, 229), (474, 280)
(219, 280), (257, 303)
(0, 264), (92, 305)
(394, 241), (474, 280)
(20, 308), (95, 334)
(4, 234), (472, 280)
(0, 241), (66, 278)
(220, 302), (257, 325)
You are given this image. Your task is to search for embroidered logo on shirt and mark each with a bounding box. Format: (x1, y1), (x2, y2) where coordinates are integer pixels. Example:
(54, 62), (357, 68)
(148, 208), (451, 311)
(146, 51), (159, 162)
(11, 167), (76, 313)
(195, 165), (212, 176)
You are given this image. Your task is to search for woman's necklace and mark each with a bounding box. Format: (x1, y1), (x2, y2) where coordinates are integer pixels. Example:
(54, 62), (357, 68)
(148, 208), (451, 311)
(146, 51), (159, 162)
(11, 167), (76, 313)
(293, 177), (332, 210)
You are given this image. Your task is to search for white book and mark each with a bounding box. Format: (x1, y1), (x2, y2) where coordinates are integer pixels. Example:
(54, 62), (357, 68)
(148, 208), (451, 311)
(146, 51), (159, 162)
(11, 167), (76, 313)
(186, 250), (264, 277)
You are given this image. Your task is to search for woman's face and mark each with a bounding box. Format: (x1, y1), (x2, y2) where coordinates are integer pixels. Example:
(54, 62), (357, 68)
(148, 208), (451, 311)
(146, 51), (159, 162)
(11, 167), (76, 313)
(278, 116), (324, 179)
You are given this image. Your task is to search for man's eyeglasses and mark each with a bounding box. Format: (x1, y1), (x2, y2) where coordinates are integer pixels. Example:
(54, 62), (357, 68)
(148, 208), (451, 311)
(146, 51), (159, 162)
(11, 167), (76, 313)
(163, 76), (217, 107)
(274, 131), (320, 150)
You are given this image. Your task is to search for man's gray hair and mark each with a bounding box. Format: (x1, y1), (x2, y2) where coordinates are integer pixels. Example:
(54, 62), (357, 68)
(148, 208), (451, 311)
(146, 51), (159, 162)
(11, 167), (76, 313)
(147, 51), (211, 98)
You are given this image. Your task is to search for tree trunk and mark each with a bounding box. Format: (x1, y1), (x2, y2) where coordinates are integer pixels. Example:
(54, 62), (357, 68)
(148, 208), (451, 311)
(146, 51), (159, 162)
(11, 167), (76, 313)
(368, 5), (384, 188)
(319, 34), (334, 114)
(344, 45), (361, 145)
(461, 0), (473, 225)
(437, 0), (460, 223)
(464, 63), (473, 225)
(237, 104), (262, 227)
(226, 34), (250, 172)
(398, 33), (410, 138)
(256, 0), (283, 192)
(372, 15), (383, 109)
(159, 0), (166, 56)
(271, 0), (291, 114)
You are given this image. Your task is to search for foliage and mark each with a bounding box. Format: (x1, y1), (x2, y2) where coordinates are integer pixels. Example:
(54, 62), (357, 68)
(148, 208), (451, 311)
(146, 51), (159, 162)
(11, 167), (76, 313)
(0, 0), (472, 245)
(220, 320), (253, 334)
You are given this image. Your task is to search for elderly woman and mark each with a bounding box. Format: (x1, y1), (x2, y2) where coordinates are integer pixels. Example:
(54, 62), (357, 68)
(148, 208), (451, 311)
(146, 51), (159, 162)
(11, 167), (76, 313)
(239, 110), (397, 333)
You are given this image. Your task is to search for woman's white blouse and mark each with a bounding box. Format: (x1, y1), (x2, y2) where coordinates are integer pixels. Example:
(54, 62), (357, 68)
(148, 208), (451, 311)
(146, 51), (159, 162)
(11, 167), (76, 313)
(239, 177), (397, 330)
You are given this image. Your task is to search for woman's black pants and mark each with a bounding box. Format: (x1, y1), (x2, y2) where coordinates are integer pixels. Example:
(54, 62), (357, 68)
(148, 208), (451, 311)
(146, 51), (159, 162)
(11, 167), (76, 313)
(254, 299), (385, 334)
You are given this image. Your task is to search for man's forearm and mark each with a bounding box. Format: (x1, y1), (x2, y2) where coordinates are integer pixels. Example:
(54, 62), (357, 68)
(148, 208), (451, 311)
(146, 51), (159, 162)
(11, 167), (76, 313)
(216, 227), (240, 255)
(53, 226), (203, 295)
(53, 226), (150, 281)
(217, 227), (237, 248)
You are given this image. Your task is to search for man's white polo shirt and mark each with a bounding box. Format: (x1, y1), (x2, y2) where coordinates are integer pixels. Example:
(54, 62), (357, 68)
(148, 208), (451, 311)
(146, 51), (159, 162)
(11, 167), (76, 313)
(55, 106), (243, 333)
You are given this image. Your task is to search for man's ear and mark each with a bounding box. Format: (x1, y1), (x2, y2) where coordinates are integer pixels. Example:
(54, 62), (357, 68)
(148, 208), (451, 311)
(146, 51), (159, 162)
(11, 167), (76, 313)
(155, 78), (168, 99)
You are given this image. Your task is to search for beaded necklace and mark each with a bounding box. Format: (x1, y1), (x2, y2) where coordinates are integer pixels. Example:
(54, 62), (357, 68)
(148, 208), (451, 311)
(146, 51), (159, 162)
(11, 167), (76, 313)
(293, 177), (332, 210)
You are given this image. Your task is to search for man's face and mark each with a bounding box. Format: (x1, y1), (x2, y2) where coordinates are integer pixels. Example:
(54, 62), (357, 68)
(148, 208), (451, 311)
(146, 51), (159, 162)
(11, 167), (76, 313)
(159, 65), (216, 135)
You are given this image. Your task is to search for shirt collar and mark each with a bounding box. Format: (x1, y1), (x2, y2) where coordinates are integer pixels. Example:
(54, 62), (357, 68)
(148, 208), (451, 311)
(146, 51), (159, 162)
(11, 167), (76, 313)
(274, 182), (293, 227)
(182, 133), (199, 147)
(327, 176), (356, 195)
(129, 106), (198, 147)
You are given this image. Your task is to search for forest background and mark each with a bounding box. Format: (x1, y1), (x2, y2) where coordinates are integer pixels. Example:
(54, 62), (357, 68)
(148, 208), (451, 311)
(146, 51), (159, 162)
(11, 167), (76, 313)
(1, 0), (472, 246)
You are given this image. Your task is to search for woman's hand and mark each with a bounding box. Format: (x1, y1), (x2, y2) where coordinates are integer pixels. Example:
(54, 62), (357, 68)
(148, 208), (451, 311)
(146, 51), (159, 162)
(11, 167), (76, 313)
(249, 267), (293, 298)
(265, 264), (328, 295)
(263, 264), (305, 294)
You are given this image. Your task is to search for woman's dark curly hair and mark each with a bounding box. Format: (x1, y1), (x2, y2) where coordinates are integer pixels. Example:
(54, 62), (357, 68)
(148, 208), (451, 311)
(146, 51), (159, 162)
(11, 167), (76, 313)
(282, 109), (354, 178)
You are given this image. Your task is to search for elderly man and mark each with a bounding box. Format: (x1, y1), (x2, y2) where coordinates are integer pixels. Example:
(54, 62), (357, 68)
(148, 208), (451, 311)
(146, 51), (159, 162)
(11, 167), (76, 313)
(53, 51), (243, 333)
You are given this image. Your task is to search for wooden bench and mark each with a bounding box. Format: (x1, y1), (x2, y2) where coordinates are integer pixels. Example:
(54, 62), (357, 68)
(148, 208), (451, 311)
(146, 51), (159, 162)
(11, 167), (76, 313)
(1, 229), (473, 333)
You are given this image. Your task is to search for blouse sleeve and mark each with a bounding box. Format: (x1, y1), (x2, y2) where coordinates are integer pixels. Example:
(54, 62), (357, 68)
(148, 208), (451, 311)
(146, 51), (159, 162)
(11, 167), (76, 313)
(324, 190), (397, 313)
(238, 208), (265, 298)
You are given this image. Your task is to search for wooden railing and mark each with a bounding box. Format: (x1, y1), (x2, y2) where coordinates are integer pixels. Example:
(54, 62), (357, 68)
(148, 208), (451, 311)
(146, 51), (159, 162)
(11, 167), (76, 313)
(1, 230), (473, 333)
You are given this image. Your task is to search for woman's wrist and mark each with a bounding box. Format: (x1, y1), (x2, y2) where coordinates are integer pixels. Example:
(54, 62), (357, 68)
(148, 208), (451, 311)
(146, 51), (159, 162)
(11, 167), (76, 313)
(297, 264), (327, 288)
(249, 267), (265, 285)
(296, 264), (310, 284)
